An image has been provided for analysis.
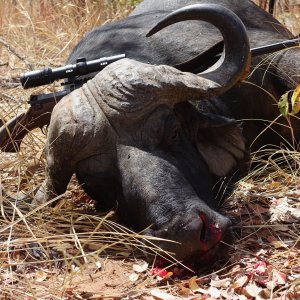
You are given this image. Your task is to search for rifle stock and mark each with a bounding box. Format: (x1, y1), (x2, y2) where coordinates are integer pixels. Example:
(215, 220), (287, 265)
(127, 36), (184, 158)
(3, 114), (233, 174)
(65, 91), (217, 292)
(0, 101), (55, 152)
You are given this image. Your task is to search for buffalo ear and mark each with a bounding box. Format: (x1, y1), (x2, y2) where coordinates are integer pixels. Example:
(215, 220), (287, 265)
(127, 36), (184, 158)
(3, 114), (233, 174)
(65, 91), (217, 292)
(175, 103), (246, 177)
(196, 113), (245, 176)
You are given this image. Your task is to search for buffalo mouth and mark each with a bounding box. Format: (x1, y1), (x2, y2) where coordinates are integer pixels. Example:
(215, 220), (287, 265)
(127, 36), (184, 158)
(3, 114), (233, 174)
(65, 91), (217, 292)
(150, 211), (231, 268)
(192, 210), (233, 263)
(182, 213), (226, 265)
(154, 234), (228, 271)
(185, 230), (231, 268)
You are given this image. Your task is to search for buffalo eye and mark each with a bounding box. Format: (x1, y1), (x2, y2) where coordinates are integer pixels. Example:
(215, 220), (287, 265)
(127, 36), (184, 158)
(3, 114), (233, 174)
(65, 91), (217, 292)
(164, 125), (180, 146)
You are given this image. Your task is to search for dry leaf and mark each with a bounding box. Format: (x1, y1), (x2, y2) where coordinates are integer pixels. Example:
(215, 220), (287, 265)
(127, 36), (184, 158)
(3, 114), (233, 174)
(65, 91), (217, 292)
(177, 284), (191, 296)
(278, 86), (300, 116)
(126, 291), (144, 299)
(150, 289), (180, 300)
(291, 84), (300, 115)
(157, 272), (173, 281)
(270, 240), (289, 249)
(133, 261), (148, 273)
(273, 270), (287, 285)
(270, 197), (300, 223)
(278, 91), (289, 116)
(35, 270), (47, 282)
(221, 289), (248, 300)
(244, 282), (262, 297)
(208, 286), (221, 298)
(95, 261), (102, 270)
(229, 264), (241, 274)
(232, 275), (249, 290)
(189, 276), (200, 291)
(253, 261), (267, 275)
(255, 249), (268, 257)
(128, 273), (139, 282)
(210, 277), (231, 288)
(259, 288), (271, 299)
(71, 265), (80, 273)
(268, 181), (282, 190)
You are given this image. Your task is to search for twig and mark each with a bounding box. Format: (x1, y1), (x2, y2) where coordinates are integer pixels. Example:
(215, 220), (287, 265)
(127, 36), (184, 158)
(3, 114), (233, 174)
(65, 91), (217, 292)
(0, 76), (20, 88)
(0, 92), (20, 102)
(0, 38), (33, 70)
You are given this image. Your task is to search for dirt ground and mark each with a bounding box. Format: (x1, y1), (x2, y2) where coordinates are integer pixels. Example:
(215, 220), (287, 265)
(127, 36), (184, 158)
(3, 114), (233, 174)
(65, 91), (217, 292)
(0, 1), (299, 299)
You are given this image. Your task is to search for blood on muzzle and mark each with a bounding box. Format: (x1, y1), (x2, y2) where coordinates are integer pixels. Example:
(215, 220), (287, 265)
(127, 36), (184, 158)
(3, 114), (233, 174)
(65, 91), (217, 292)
(198, 212), (231, 253)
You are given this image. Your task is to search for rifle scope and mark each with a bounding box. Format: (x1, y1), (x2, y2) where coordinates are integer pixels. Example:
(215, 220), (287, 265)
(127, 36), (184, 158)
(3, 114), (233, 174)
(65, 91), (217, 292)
(20, 54), (126, 89)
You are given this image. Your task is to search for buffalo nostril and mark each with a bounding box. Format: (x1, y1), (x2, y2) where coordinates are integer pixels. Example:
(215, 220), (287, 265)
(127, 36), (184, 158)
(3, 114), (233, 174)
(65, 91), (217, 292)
(199, 213), (231, 244)
(199, 213), (207, 241)
(199, 223), (206, 241)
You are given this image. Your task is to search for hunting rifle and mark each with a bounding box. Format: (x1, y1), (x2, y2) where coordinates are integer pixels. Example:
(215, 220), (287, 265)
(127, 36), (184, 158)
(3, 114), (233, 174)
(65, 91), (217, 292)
(0, 37), (299, 152)
(0, 54), (125, 152)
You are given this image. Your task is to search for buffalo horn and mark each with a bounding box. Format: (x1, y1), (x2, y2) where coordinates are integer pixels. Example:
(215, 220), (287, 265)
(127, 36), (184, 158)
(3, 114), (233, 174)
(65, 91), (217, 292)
(147, 4), (251, 93)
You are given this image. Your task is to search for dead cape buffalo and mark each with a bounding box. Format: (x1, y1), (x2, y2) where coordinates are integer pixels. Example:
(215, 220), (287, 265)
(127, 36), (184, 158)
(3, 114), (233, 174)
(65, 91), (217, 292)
(3, 0), (300, 263)
(4, 4), (251, 263)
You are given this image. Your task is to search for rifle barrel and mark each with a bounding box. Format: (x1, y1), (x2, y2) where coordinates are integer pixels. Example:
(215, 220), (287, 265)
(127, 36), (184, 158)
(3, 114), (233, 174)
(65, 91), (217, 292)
(251, 37), (300, 57)
(20, 37), (300, 89)
(175, 37), (300, 73)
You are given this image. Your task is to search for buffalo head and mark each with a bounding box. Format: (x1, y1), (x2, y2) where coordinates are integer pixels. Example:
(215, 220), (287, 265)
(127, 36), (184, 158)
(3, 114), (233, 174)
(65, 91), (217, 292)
(21, 4), (250, 262)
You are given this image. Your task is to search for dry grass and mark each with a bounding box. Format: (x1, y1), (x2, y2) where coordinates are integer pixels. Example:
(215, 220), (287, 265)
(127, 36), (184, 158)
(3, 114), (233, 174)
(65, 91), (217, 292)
(254, 0), (300, 34)
(0, 0), (300, 299)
